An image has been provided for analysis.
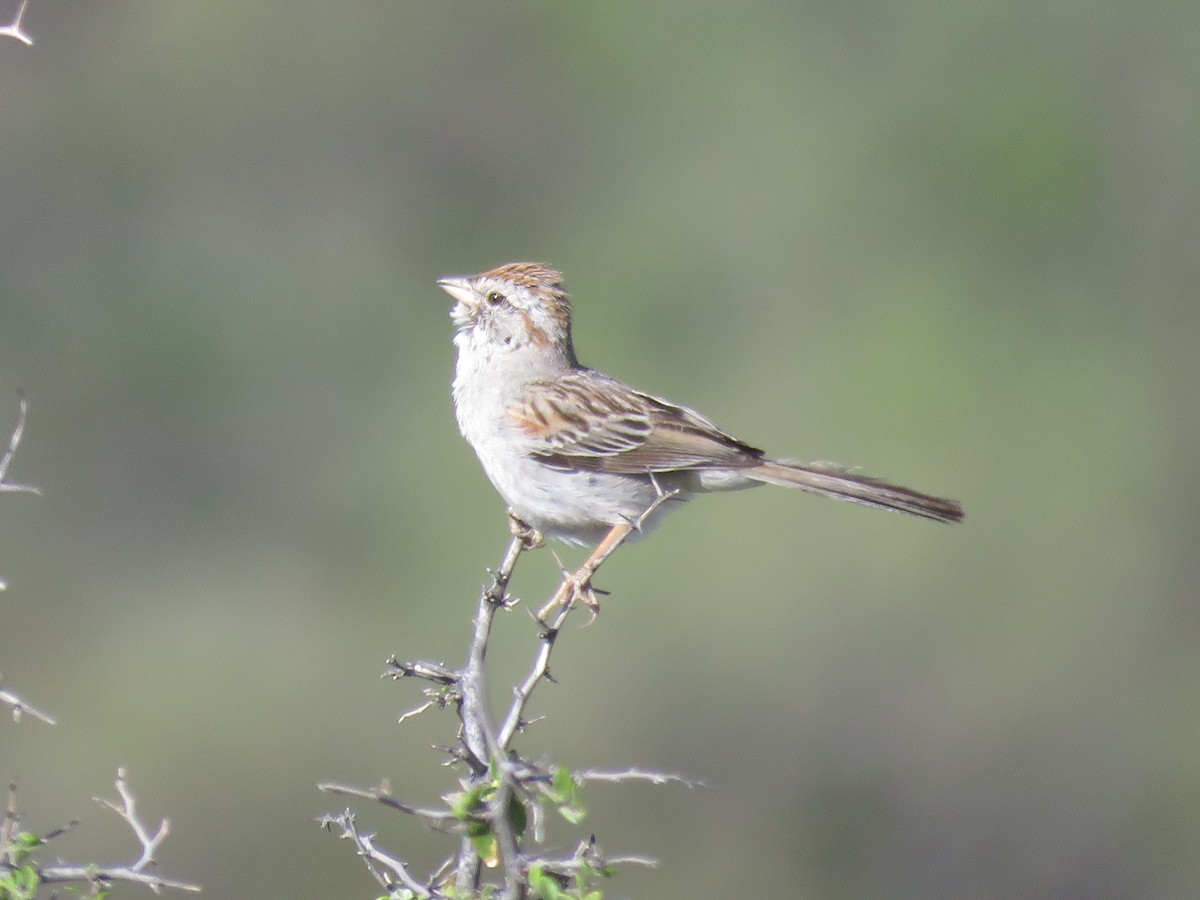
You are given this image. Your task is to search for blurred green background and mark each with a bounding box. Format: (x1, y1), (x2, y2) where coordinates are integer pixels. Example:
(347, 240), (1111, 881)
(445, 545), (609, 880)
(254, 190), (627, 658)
(2, 2), (1198, 898)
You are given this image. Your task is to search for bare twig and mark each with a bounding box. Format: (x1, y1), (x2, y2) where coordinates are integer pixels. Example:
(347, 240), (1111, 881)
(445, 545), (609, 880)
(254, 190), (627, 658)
(320, 810), (433, 898)
(384, 658), (459, 685)
(0, 397), (48, 719)
(39, 864), (202, 893)
(574, 767), (703, 788)
(0, 683), (55, 724)
(0, 395), (38, 495)
(317, 781), (459, 832)
(529, 835), (659, 875)
(6, 773), (200, 894)
(397, 698), (440, 723)
(92, 767), (170, 872)
(383, 658), (462, 723)
(459, 533), (528, 770)
(0, 0), (32, 46)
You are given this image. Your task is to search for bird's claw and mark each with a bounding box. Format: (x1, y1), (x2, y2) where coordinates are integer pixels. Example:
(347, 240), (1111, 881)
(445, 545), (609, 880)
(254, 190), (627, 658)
(536, 573), (603, 624)
(572, 575), (602, 625)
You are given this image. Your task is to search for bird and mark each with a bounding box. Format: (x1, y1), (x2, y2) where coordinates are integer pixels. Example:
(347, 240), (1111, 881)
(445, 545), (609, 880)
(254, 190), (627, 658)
(439, 262), (963, 566)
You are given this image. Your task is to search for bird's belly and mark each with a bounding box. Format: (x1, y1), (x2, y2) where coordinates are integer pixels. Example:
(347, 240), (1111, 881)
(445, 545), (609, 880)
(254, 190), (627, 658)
(479, 452), (686, 547)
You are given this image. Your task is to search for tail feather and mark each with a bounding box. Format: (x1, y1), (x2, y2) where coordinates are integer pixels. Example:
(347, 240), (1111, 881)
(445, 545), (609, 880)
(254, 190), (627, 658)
(750, 460), (964, 524)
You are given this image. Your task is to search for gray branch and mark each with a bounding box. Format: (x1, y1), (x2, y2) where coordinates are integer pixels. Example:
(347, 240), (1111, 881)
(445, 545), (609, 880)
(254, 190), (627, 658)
(0, 0), (32, 46)
(0, 395), (38, 495)
(319, 810), (433, 899)
(0, 684), (55, 724)
(5, 771), (200, 894)
(323, 491), (690, 899)
(1, 397), (51, 722)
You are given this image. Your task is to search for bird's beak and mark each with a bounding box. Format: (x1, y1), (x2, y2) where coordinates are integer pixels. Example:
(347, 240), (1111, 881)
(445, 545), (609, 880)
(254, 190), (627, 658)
(437, 276), (475, 309)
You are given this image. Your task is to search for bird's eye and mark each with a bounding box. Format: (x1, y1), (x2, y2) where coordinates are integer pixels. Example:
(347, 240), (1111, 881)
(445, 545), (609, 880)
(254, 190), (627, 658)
(485, 291), (506, 306)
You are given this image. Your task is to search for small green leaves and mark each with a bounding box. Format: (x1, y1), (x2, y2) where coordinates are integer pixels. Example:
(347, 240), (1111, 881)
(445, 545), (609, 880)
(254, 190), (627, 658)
(528, 858), (611, 900)
(0, 830), (45, 900)
(12, 832), (42, 854)
(527, 863), (561, 899)
(449, 769), (532, 868)
(0, 861), (41, 900)
(549, 767), (587, 825)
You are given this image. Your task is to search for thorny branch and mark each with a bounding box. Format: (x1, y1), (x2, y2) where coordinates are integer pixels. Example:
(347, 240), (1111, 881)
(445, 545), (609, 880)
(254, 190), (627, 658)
(320, 810), (433, 899)
(527, 835), (658, 880)
(317, 781), (459, 833)
(321, 492), (686, 898)
(4, 770), (200, 894)
(459, 532), (527, 770)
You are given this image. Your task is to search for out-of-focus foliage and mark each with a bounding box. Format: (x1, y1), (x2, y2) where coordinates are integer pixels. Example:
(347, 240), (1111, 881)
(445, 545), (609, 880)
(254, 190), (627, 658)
(1, 3), (1197, 899)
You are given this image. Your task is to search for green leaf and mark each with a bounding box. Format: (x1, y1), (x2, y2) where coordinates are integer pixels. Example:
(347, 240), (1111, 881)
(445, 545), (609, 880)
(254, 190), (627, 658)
(549, 767), (586, 823)
(14, 832), (42, 852)
(464, 819), (492, 839)
(528, 866), (563, 900)
(452, 781), (495, 821)
(506, 794), (528, 836)
(0, 863), (42, 900)
(558, 802), (587, 825)
(470, 831), (499, 867)
(445, 788), (468, 818)
(16, 865), (40, 892)
(551, 766), (576, 801)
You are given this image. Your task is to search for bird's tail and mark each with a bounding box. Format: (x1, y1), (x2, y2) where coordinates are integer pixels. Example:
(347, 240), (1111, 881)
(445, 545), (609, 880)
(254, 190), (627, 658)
(749, 460), (964, 524)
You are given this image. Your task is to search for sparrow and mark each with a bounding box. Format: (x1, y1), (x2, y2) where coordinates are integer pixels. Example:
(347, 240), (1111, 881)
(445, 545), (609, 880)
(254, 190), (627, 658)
(439, 263), (963, 556)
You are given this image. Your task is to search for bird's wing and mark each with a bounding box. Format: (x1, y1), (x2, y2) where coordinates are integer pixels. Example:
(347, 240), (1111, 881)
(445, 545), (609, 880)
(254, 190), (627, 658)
(507, 371), (764, 473)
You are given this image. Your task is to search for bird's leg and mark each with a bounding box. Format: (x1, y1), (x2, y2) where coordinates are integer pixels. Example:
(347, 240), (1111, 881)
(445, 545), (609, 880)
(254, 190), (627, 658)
(507, 509), (544, 550)
(537, 522), (633, 623)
